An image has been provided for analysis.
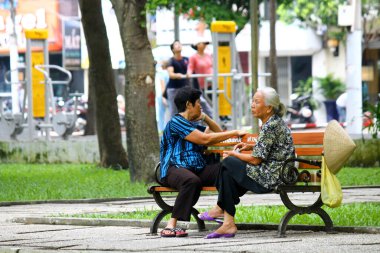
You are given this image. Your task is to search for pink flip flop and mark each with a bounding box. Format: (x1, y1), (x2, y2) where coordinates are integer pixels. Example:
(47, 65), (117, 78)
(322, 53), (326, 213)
(197, 212), (223, 224)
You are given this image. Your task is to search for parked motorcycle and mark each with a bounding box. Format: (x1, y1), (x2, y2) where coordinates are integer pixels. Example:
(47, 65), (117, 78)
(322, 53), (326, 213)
(286, 93), (315, 124)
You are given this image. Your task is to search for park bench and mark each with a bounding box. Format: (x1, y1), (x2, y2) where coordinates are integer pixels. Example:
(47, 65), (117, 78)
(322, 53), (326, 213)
(148, 132), (333, 237)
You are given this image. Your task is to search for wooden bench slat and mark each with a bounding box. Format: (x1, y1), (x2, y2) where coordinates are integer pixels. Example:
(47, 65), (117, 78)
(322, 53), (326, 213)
(208, 133), (324, 146)
(207, 148), (323, 156)
(295, 147), (323, 156)
(291, 132), (324, 144)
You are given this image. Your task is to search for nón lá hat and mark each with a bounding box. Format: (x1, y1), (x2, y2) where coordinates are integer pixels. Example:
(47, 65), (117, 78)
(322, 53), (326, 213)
(323, 120), (356, 174)
(191, 36), (210, 50)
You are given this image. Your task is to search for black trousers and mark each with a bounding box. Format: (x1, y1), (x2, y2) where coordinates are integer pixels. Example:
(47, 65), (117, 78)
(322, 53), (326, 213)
(216, 156), (271, 217)
(163, 163), (221, 221)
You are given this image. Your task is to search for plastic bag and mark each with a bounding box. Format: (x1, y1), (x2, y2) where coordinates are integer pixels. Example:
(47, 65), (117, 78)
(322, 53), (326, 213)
(321, 156), (343, 208)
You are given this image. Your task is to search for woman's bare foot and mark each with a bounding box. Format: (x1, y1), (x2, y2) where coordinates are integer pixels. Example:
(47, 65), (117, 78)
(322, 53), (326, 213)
(214, 223), (237, 235)
(207, 206), (224, 218)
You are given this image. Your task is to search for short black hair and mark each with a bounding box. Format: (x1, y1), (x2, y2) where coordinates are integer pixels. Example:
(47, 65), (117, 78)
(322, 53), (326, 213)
(174, 87), (202, 113)
(170, 40), (180, 52)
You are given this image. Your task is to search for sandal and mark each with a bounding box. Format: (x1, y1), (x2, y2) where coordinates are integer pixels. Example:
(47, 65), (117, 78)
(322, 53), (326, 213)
(198, 212), (223, 224)
(160, 228), (176, 237)
(173, 227), (188, 237)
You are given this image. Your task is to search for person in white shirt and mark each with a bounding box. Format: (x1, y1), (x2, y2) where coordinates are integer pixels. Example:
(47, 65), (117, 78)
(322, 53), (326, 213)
(336, 92), (347, 123)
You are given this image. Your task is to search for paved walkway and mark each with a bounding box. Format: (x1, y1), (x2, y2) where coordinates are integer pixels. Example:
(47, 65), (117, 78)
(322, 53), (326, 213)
(0, 187), (380, 253)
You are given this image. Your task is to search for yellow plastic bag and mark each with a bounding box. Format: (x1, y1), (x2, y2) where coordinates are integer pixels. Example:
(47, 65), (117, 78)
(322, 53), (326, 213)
(321, 156), (343, 208)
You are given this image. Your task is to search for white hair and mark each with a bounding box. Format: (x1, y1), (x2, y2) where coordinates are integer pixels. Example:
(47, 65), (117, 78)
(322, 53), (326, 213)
(257, 87), (286, 117)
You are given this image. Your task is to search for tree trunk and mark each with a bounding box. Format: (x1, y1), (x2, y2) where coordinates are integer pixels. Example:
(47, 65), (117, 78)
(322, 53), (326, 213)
(269, 0), (278, 90)
(78, 0), (128, 169)
(111, 0), (159, 182)
(84, 84), (96, 135)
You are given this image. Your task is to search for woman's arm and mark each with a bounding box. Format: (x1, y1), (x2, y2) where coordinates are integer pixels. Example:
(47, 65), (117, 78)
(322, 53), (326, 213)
(184, 128), (246, 146)
(187, 56), (195, 76)
(223, 151), (262, 165)
(202, 114), (223, 133)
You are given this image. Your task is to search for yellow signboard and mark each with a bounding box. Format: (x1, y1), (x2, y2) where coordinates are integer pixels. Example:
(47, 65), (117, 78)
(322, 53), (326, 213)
(218, 46), (232, 116)
(25, 29), (48, 40)
(210, 21), (237, 33)
(31, 51), (45, 118)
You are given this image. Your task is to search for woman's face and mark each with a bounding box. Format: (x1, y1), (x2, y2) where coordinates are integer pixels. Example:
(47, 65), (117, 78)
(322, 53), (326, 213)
(187, 99), (202, 120)
(251, 91), (272, 120)
(197, 42), (206, 52)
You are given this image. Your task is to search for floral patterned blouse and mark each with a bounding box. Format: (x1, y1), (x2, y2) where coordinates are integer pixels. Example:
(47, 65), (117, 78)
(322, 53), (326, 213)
(246, 114), (295, 190)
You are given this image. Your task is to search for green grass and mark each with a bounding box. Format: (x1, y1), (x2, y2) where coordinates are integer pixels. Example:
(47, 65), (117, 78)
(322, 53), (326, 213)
(0, 164), (379, 202)
(0, 164), (149, 202)
(64, 202), (380, 227)
(337, 167), (380, 186)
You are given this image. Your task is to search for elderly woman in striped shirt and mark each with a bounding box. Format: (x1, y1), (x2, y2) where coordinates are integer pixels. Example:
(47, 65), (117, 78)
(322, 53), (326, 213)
(159, 87), (246, 237)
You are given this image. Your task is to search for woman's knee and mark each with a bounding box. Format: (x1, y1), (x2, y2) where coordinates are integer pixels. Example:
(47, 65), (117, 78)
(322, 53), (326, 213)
(183, 176), (202, 189)
(222, 156), (245, 171)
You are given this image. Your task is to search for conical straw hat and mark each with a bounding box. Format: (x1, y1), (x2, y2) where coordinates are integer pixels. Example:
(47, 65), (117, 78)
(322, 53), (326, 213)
(323, 120), (356, 174)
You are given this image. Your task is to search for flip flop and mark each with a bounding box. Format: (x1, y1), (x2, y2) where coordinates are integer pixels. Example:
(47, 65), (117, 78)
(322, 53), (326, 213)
(204, 232), (235, 239)
(160, 228), (176, 237)
(198, 212), (223, 224)
(173, 227), (188, 237)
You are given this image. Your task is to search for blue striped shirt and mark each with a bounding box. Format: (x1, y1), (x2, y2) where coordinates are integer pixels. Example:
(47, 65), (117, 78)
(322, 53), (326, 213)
(160, 114), (206, 180)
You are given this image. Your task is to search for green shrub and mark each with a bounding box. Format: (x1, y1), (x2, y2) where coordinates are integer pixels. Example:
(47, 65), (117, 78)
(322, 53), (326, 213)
(347, 139), (380, 167)
(317, 74), (345, 100)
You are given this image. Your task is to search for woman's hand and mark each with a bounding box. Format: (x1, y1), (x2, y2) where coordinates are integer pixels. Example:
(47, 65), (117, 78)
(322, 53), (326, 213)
(196, 112), (206, 122)
(222, 150), (236, 159)
(234, 142), (253, 152)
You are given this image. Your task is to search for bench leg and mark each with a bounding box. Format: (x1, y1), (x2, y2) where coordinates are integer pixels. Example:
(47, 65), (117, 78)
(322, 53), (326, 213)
(153, 191), (173, 210)
(277, 210), (297, 238)
(278, 191), (334, 236)
(191, 208), (206, 232)
(150, 209), (171, 235)
(150, 192), (173, 235)
(150, 208), (206, 234)
(150, 192), (206, 233)
(314, 207), (334, 233)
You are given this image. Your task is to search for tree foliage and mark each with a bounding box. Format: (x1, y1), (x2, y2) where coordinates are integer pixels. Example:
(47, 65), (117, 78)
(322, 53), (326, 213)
(278, 0), (380, 43)
(278, 0), (346, 29)
(362, 0), (380, 47)
(145, 0), (253, 31)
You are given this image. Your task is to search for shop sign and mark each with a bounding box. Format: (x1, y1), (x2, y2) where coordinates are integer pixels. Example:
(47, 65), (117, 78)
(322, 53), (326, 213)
(62, 19), (81, 70)
(0, 0), (61, 53)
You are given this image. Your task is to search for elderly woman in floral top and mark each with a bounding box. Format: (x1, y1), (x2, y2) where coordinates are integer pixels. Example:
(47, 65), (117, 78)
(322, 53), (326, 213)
(199, 87), (295, 239)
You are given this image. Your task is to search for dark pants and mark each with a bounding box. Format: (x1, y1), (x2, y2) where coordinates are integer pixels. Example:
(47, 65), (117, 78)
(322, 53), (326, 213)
(163, 163), (221, 221)
(216, 157), (271, 217)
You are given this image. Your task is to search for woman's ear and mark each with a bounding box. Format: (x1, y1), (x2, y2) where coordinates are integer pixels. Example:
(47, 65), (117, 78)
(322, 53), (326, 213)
(267, 106), (273, 114)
